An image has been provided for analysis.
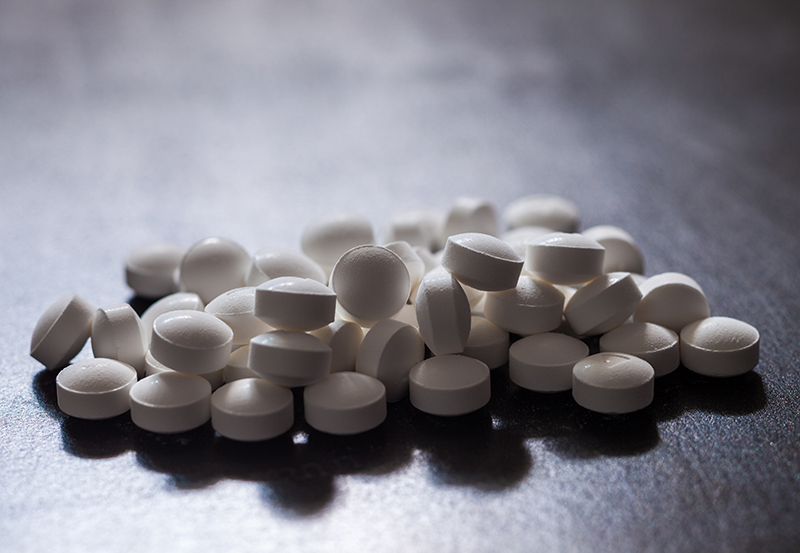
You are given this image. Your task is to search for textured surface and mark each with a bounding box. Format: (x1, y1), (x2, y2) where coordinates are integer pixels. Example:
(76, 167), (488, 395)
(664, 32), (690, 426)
(2, 0), (800, 552)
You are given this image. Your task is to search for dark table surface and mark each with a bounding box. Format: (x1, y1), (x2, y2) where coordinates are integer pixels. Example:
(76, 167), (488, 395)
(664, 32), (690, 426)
(2, 1), (799, 551)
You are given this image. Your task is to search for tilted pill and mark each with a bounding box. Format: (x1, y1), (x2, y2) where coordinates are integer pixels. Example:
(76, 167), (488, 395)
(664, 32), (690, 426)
(442, 197), (498, 239)
(414, 246), (440, 274)
(634, 272), (710, 333)
(205, 286), (272, 344)
(501, 225), (554, 257)
(248, 330), (331, 387)
(211, 378), (294, 441)
(179, 237), (251, 304)
(30, 294), (95, 370)
(150, 310), (233, 375)
(300, 212), (375, 269)
(222, 345), (261, 382)
(253, 276), (336, 332)
(564, 272), (642, 336)
(409, 355), (491, 416)
(525, 232), (605, 285)
(415, 268), (471, 355)
(304, 372), (387, 435)
(129, 372), (212, 434)
(384, 240), (426, 301)
(483, 275), (564, 336)
(572, 353), (655, 414)
(91, 303), (148, 377)
(124, 242), (184, 299)
(680, 316), (760, 377)
(144, 350), (225, 390)
(582, 225), (644, 275)
(309, 319), (364, 373)
(503, 194), (580, 232)
(384, 210), (438, 250)
(441, 232), (523, 292)
(356, 319), (425, 402)
(599, 322), (680, 377)
(462, 316), (510, 370)
(509, 332), (589, 392)
(140, 292), (205, 347)
(56, 358), (138, 420)
(245, 247), (326, 287)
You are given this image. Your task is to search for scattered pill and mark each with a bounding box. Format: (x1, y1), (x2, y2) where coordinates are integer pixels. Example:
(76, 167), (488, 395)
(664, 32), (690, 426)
(246, 247), (327, 287)
(599, 322), (680, 377)
(30, 294), (95, 370)
(415, 268), (471, 355)
(205, 286), (272, 344)
(525, 232), (605, 285)
(254, 276), (336, 332)
(222, 345), (262, 382)
(409, 355), (491, 416)
(304, 372), (387, 435)
(211, 378), (294, 441)
(129, 371), (212, 434)
(441, 233), (523, 292)
(248, 330), (331, 387)
(572, 353), (655, 414)
(144, 350), (225, 390)
(91, 303), (148, 377)
(582, 225), (644, 275)
(125, 242), (184, 298)
(140, 292), (205, 346)
(503, 194), (580, 232)
(414, 246), (440, 274)
(384, 210), (439, 250)
(462, 316), (509, 369)
(150, 310), (233, 375)
(309, 319), (364, 373)
(384, 240), (426, 301)
(634, 272), (710, 333)
(301, 212), (375, 270)
(509, 332), (589, 392)
(56, 358), (138, 420)
(356, 319), (425, 402)
(483, 275), (564, 335)
(443, 197), (499, 239)
(179, 237), (251, 304)
(501, 225), (554, 257)
(680, 316), (760, 377)
(564, 272), (642, 336)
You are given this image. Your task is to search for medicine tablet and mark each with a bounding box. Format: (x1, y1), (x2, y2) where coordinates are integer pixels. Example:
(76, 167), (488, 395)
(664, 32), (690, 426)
(301, 212), (375, 269)
(680, 316), (760, 377)
(525, 232), (605, 285)
(246, 247), (327, 287)
(634, 272), (710, 332)
(442, 197), (498, 238)
(501, 226), (554, 257)
(222, 345), (263, 382)
(144, 350), (225, 390)
(205, 287), (272, 344)
(509, 333), (589, 392)
(392, 303), (419, 328)
(249, 330), (331, 387)
(462, 316), (509, 369)
(310, 319), (364, 373)
(179, 237), (251, 304)
(150, 310), (233, 375)
(599, 322), (680, 377)
(91, 303), (148, 377)
(125, 242), (184, 298)
(409, 355), (491, 416)
(414, 246), (440, 274)
(129, 372), (212, 434)
(56, 358), (138, 419)
(356, 319), (425, 402)
(31, 294), (95, 370)
(384, 210), (438, 250)
(384, 241), (426, 301)
(572, 353), (655, 414)
(415, 269), (471, 355)
(211, 379), (294, 441)
(441, 233), (523, 292)
(254, 276), (336, 332)
(503, 194), (580, 232)
(564, 272), (642, 336)
(582, 225), (644, 275)
(140, 292), (205, 347)
(304, 372), (387, 435)
(483, 275), (564, 335)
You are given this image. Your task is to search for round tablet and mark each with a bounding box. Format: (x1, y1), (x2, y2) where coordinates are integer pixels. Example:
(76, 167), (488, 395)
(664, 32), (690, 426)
(125, 242), (184, 298)
(582, 225), (644, 275)
(129, 372), (212, 433)
(564, 272), (642, 336)
(140, 292), (205, 347)
(211, 379), (294, 441)
(56, 358), (138, 420)
(384, 240), (426, 300)
(30, 294), (95, 370)
(301, 212), (375, 269)
(680, 316), (760, 377)
(248, 331), (331, 387)
(509, 333), (589, 392)
(441, 233), (523, 292)
(144, 350), (225, 390)
(525, 232), (605, 285)
(310, 319), (364, 373)
(356, 319), (425, 402)
(503, 194), (580, 232)
(150, 310), (233, 375)
(409, 355), (491, 416)
(415, 269), (471, 355)
(246, 247), (327, 287)
(501, 226), (554, 257)
(222, 345), (262, 382)
(91, 303), (148, 377)
(599, 322), (680, 377)
(634, 272), (711, 333)
(384, 210), (439, 250)
(442, 197), (499, 239)
(483, 275), (564, 335)
(179, 237), (251, 304)
(254, 276), (336, 331)
(462, 316), (510, 369)
(304, 372), (387, 435)
(205, 286), (272, 344)
(572, 353), (655, 414)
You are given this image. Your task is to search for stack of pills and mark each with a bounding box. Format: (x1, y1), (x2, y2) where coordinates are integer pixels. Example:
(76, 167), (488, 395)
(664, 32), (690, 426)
(30, 194), (760, 440)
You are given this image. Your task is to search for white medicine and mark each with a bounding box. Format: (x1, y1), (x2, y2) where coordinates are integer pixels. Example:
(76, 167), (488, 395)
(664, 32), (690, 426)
(91, 303), (148, 377)
(501, 226), (554, 257)
(409, 355), (491, 416)
(572, 353), (655, 414)
(384, 209), (441, 251)
(248, 330), (331, 387)
(30, 294), (95, 370)
(56, 358), (138, 420)
(634, 272), (710, 332)
(129, 372), (212, 433)
(179, 237), (251, 304)
(144, 350), (225, 390)
(442, 197), (499, 239)
(582, 225), (644, 275)
(525, 232), (605, 285)
(384, 241), (426, 301)
(392, 303), (419, 328)
(440, 233), (523, 292)
(222, 345), (262, 382)
(246, 247), (327, 287)
(125, 242), (184, 298)
(564, 272), (642, 336)
(680, 316), (760, 377)
(304, 372), (387, 435)
(301, 212), (375, 269)
(211, 379), (294, 441)
(503, 194), (580, 232)
(599, 322), (680, 377)
(415, 268), (471, 355)
(140, 292), (205, 346)
(150, 310), (233, 375)
(509, 332), (589, 392)
(254, 276), (336, 332)
(483, 275), (564, 335)
(356, 319), (425, 402)
(462, 316), (509, 370)
(310, 319), (364, 373)
(205, 287), (272, 344)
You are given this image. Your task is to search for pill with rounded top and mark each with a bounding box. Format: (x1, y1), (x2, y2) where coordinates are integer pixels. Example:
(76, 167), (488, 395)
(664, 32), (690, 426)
(356, 319), (425, 402)
(634, 272), (710, 333)
(222, 345), (261, 382)
(179, 237), (251, 304)
(254, 276), (336, 332)
(503, 194), (580, 232)
(30, 294), (95, 370)
(582, 225), (644, 275)
(301, 212), (375, 269)
(483, 275), (564, 335)
(415, 268), (471, 355)
(150, 310), (233, 375)
(414, 246), (440, 274)
(384, 210), (438, 250)
(441, 233), (523, 292)
(91, 303), (148, 377)
(129, 372), (212, 433)
(310, 319), (364, 373)
(246, 247), (327, 287)
(501, 226), (554, 257)
(125, 242), (184, 298)
(211, 378), (294, 441)
(442, 197), (498, 239)
(525, 232), (605, 285)
(409, 355), (491, 416)
(680, 316), (760, 377)
(249, 331), (331, 387)
(564, 272), (642, 336)
(384, 240), (426, 301)
(140, 292), (205, 346)
(304, 372), (387, 435)
(205, 286), (272, 344)
(329, 245), (410, 326)
(144, 350), (225, 390)
(572, 353), (655, 414)
(599, 322), (680, 377)
(509, 332), (590, 392)
(56, 358), (138, 419)
(462, 316), (509, 369)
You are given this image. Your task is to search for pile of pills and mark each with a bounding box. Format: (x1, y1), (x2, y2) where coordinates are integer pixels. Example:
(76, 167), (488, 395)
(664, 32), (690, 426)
(30, 194), (761, 439)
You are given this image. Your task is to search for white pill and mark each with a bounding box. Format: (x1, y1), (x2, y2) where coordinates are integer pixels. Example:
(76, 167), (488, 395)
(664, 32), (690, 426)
(301, 212), (375, 269)
(384, 210), (437, 250)
(509, 333), (590, 392)
(634, 272), (710, 332)
(245, 247), (326, 287)
(254, 276), (336, 332)
(409, 355), (491, 416)
(572, 353), (655, 414)
(211, 378), (294, 441)
(179, 237), (251, 304)
(310, 319), (364, 373)
(30, 294), (95, 370)
(56, 358), (138, 420)
(356, 319), (425, 402)
(503, 194), (580, 232)
(140, 292), (205, 347)
(91, 303), (148, 377)
(680, 316), (760, 377)
(144, 350), (225, 390)
(222, 345), (263, 382)
(205, 286), (272, 344)
(501, 226), (554, 257)
(483, 275), (564, 335)
(414, 246), (440, 274)
(582, 225), (645, 274)
(564, 272), (642, 336)
(248, 331), (331, 387)
(442, 197), (498, 239)
(125, 242), (184, 298)
(329, 245), (410, 326)
(415, 269), (471, 355)
(462, 316), (509, 369)
(384, 240), (426, 301)
(441, 233), (524, 292)
(129, 372), (212, 433)
(600, 322), (680, 377)
(304, 372), (387, 435)
(525, 232), (605, 285)
(150, 310), (233, 375)
(392, 303), (419, 328)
